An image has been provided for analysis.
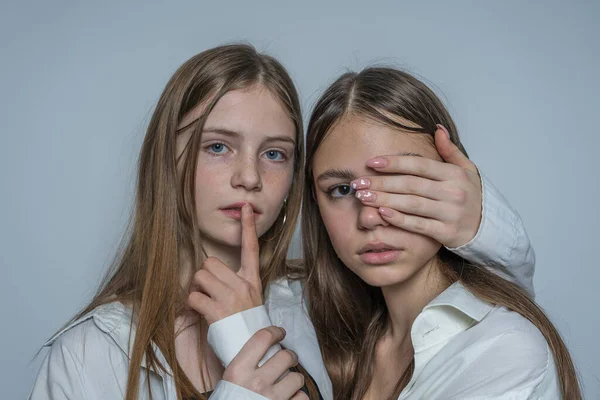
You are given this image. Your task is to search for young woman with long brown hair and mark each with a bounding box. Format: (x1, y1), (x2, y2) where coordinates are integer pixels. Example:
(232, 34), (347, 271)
(29, 42), (540, 400)
(207, 65), (542, 399)
(29, 43), (318, 400)
(301, 67), (581, 399)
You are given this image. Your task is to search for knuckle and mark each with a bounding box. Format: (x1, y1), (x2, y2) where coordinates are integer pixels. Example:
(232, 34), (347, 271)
(413, 217), (427, 232)
(448, 188), (467, 205)
(407, 196), (422, 212)
(255, 327), (277, 344)
(290, 372), (305, 388)
(283, 349), (297, 365)
(405, 176), (419, 193)
(453, 166), (468, 181)
(250, 376), (267, 393)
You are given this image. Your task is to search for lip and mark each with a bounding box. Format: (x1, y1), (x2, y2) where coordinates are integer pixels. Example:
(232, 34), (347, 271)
(358, 242), (402, 265)
(358, 242), (401, 254)
(219, 202), (262, 220)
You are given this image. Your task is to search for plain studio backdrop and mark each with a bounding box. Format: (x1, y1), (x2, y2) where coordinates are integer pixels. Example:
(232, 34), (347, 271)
(1, 0), (598, 398)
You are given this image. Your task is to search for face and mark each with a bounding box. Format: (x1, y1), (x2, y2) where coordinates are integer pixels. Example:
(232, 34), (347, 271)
(312, 115), (443, 288)
(177, 85), (296, 249)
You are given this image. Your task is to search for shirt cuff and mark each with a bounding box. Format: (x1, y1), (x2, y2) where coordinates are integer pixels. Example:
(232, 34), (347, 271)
(207, 305), (280, 367)
(446, 172), (514, 265)
(210, 380), (270, 400)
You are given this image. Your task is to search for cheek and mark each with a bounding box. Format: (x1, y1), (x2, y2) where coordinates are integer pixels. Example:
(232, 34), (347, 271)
(261, 163), (294, 200)
(194, 159), (229, 208)
(318, 199), (356, 256)
(405, 233), (443, 263)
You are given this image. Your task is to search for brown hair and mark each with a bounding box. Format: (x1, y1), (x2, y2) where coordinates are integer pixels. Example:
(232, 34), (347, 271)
(303, 67), (581, 400)
(57, 44), (311, 399)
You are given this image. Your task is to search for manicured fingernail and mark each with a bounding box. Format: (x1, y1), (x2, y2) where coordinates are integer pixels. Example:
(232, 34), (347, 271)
(436, 124), (450, 139)
(367, 157), (388, 168)
(379, 207), (393, 217)
(356, 190), (376, 202)
(351, 178), (370, 189)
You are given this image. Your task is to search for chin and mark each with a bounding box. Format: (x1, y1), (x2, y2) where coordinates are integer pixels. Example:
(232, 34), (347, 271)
(353, 264), (419, 288)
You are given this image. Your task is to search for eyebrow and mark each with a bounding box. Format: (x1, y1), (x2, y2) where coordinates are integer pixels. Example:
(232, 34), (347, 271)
(316, 168), (357, 183)
(188, 124), (296, 146)
(315, 152), (424, 183)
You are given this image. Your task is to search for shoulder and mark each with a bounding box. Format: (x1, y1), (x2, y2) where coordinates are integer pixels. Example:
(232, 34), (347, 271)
(30, 303), (135, 399)
(452, 306), (559, 396)
(45, 302), (134, 368)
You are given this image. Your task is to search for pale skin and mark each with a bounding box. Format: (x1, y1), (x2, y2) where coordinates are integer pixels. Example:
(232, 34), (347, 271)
(312, 116), (483, 399)
(174, 85), (308, 399)
(182, 95), (486, 398)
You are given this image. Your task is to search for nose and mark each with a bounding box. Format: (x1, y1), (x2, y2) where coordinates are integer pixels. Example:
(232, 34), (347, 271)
(231, 155), (262, 191)
(357, 203), (389, 230)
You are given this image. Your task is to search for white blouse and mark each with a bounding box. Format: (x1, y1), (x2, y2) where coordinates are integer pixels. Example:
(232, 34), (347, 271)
(29, 174), (540, 399)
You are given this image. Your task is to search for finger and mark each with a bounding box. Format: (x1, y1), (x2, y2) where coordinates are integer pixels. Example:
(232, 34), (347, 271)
(434, 124), (477, 173)
(355, 190), (448, 220)
(239, 203), (261, 286)
(230, 326), (286, 370)
(352, 175), (441, 201)
(366, 154), (458, 181)
(187, 291), (217, 317)
(272, 371), (305, 400)
(291, 391), (310, 400)
(378, 207), (448, 243)
(192, 269), (231, 301)
(259, 349), (299, 384)
(202, 256), (245, 291)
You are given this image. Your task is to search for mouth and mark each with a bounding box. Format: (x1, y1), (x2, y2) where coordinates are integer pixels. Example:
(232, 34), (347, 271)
(219, 202), (262, 220)
(358, 242), (402, 265)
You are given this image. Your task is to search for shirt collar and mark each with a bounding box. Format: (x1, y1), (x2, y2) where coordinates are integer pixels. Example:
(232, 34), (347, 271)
(45, 302), (171, 375)
(411, 282), (494, 352)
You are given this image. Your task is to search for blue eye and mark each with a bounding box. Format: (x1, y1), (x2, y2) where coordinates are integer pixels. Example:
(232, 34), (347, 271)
(264, 150), (285, 161)
(329, 184), (356, 198)
(208, 143), (229, 154)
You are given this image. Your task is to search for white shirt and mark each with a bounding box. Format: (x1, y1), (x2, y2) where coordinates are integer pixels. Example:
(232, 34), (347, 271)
(209, 176), (551, 399)
(29, 174), (537, 399)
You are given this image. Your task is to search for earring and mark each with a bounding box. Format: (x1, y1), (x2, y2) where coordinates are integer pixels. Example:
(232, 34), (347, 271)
(262, 199), (287, 242)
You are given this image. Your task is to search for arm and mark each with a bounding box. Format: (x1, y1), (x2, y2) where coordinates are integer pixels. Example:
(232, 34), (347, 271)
(448, 173), (535, 296)
(28, 343), (88, 400)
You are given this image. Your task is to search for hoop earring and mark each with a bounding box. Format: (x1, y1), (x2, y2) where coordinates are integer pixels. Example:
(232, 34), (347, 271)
(262, 199), (287, 242)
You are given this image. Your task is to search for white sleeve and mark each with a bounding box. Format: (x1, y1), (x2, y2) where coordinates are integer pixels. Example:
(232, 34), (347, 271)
(447, 173), (536, 297)
(28, 344), (88, 400)
(207, 305), (279, 367)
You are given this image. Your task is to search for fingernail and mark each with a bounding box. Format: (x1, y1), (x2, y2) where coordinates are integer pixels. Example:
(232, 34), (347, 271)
(244, 203), (253, 214)
(356, 190), (376, 202)
(279, 327), (286, 336)
(379, 207), (393, 217)
(367, 157), (388, 168)
(436, 124), (450, 139)
(351, 178), (370, 190)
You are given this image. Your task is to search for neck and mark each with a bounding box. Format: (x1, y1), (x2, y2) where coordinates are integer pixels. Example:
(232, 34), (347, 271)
(179, 240), (242, 289)
(381, 256), (450, 345)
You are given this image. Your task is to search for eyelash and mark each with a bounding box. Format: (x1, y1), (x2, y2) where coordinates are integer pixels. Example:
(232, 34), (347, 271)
(204, 142), (288, 162)
(327, 183), (356, 200)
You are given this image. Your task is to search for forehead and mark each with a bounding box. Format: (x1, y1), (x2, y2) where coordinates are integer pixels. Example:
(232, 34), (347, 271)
(178, 86), (295, 139)
(313, 116), (441, 175)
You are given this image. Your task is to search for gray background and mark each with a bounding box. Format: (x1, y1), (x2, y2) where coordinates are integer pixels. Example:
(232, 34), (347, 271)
(1, 0), (598, 398)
